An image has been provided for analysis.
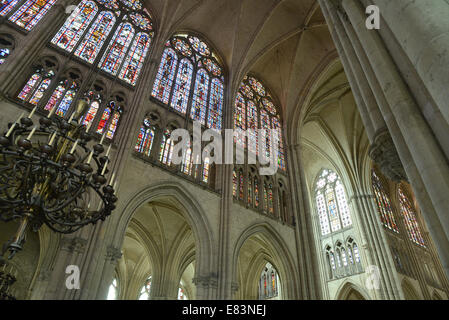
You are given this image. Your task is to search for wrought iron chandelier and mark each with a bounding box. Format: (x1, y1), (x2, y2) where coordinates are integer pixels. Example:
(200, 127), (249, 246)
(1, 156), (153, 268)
(0, 99), (118, 264)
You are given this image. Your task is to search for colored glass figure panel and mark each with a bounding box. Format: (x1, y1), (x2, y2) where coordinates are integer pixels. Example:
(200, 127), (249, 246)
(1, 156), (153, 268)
(260, 109), (271, 158)
(97, 0), (119, 10)
(29, 78), (51, 105)
(119, 0), (141, 10)
(241, 84), (253, 99)
(254, 178), (259, 208)
(44, 83), (65, 111)
(326, 187), (341, 233)
(248, 76), (265, 96)
(207, 78), (223, 130)
(1, 0), (19, 16)
(182, 147), (192, 175)
(202, 157), (210, 183)
(151, 48), (177, 104)
(335, 182), (352, 228)
(129, 12), (152, 31)
(99, 22), (134, 75)
(372, 171), (399, 232)
(234, 92), (246, 147)
(239, 171), (244, 201)
(171, 58), (193, 114)
(9, 0), (57, 31)
(248, 177), (253, 205)
(0, 48), (10, 64)
(188, 36), (210, 56)
(173, 38), (192, 57)
(247, 100), (258, 155)
(268, 185), (273, 214)
(106, 110), (121, 139)
(51, 1), (98, 52)
(262, 98), (276, 115)
(190, 68), (209, 124)
(398, 188), (425, 247)
(135, 118), (154, 156)
(56, 88), (76, 117)
(82, 101), (100, 126)
(203, 58), (221, 77)
(18, 73), (40, 100)
(119, 32), (151, 85)
(97, 106), (112, 134)
(74, 11), (116, 64)
(271, 116), (285, 170)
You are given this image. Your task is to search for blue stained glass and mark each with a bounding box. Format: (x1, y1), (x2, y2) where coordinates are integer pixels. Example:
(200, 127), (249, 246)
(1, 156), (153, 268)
(119, 32), (151, 85)
(99, 22), (135, 75)
(56, 89), (76, 117)
(171, 58), (193, 114)
(9, 0), (57, 31)
(0, 0), (18, 16)
(234, 92), (246, 147)
(207, 78), (223, 130)
(151, 48), (178, 104)
(190, 68), (209, 124)
(247, 100), (258, 155)
(74, 11), (116, 64)
(51, 1), (98, 52)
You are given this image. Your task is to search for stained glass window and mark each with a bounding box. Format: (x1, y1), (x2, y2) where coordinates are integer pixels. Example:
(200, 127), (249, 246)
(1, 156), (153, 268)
(51, 1), (154, 85)
(152, 34), (224, 128)
(315, 169), (352, 236)
(74, 11), (116, 63)
(267, 184), (274, 214)
(0, 48), (10, 64)
(259, 263), (279, 300)
(1, 0), (19, 16)
(254, 177), (260, 208)
(97, 104), (112, 134)
(203, 157), (210, 183)
(18, 72), (42, 101)
(138, 276), (151, 300)
(119, 32), (151, 85)
(232, 169), (237, 198)
(27, 70), (55, 105)
(135, 117), (154, 157)
(9, 0), (57, 31)
(234, 75), (286, 170)
(182, 142), (193, 175)
(239, 171), (244, 201)
(43, 80), (77, 117)
(248, 175), (253, 205)
(55, 87), (76, 117)
(106, 107), (122, 139)
(51, 1), (98, 52)
(151, 48), (177, 104)
(99, 22), (134, 75)
(159, 129), (174, 165)
(171, 58), (193, 114)
(372, 170), (399, 232)
(398, 187), (426, 247)
(207, 78), (223, 130)
(82, 100), (101, 126)
(191, 69), (209, 124)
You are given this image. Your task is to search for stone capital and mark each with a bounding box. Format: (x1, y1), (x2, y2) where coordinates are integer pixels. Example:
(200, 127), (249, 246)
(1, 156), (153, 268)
(60, 237), (87, 254)
(105, 245), (122, 263)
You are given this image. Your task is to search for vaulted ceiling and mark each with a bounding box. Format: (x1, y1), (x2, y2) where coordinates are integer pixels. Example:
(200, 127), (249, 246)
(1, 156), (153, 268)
(143, 0), (337, 127)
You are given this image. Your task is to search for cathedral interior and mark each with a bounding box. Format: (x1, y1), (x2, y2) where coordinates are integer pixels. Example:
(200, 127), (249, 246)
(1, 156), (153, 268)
(0, 0), (449, 300)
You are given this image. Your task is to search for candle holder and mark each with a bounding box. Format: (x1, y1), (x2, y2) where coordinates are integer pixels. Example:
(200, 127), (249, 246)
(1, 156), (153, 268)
(0, 102), (118, 261)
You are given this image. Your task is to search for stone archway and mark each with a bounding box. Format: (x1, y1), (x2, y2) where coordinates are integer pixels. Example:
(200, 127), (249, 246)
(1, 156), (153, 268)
(335, 281), (369, 300)
(232, 223), (299, 300)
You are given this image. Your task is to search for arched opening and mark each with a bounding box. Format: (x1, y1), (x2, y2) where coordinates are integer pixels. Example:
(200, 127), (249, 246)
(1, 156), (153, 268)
(111, 196), (197, 300)
(336, 282), (369, 300)
(401, 279), (421, 300)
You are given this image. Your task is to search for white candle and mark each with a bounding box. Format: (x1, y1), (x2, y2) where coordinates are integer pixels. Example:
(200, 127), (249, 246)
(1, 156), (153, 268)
(99, 132), (106, 145)
(86, 150), (94, 164)
(47, 106), (56, 118)
(109, 172), (115, 186)
(68, 112), (75, 123)
(70, 139), (78, 154)
(28, 106), (37, 119)
(26, 127), (36, 140)
(85, 121), (92, 133)
(48, 132), (57, 146)
(5, 112), (24, 137)
(113, 180), (118, 190)
(105, 144), (112, 157)
(101, 160), (108, 175)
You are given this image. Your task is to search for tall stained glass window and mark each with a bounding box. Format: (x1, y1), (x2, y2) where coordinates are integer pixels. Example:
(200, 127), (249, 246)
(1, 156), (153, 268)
(259, 263), (280, 300)
(1, 0), (19, 16)
(315, 169), (352, 236)
(371, 170), (399, 232)
(398, 186), (426, 247)
(151, 34), (225, 129)
(135, 117), (155, 156)
(43, 79), (78, 117)
(233, 75), (286, 170)
(8, 0), (57, 31)
(159, 129), (174, 165)
(18, 69), (55, 104)
(51, 0), (154, 85)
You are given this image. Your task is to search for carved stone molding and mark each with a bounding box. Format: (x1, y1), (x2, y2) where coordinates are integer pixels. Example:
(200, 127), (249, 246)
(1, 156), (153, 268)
(106, 245), (122, 263)
(369, 129), (407, 182)
(192, 274), (219, 289)
(60, 237), (87, 254)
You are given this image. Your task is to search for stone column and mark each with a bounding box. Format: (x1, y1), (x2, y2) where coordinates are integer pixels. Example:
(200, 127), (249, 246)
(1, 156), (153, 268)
(371, 0), (449, 127)
(340, 0), (449, 279)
